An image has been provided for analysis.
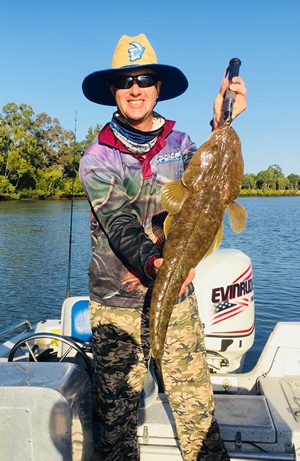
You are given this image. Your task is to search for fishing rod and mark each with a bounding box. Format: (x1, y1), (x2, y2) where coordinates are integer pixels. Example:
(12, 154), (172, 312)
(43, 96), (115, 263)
(66, 111), (78, 298)
(224, 58), (241, 122)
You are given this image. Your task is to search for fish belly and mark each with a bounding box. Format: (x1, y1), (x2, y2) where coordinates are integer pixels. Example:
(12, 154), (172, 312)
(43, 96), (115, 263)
(150, 193), (225, 361)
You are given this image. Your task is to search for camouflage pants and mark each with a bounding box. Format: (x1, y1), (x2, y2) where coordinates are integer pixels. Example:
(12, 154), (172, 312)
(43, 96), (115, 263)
(90, 294), (229, 461)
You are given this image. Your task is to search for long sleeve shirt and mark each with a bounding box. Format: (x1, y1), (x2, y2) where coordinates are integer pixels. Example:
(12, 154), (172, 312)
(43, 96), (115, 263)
(79, 119), (196, 308)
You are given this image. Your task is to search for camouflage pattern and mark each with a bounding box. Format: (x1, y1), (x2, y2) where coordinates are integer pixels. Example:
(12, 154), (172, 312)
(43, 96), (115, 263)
(162, 293), (230, 461)
(90, 301), (150, 460)
(90, 294), (229, 461)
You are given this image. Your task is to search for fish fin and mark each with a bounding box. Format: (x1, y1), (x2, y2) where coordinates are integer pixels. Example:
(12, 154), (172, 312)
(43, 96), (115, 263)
(163, 214), (173, 237)
(228, 201), (247, 233)
(213, 221), (224, 250)
(204, 222), (223, 258)
(160, 180), (189, 215)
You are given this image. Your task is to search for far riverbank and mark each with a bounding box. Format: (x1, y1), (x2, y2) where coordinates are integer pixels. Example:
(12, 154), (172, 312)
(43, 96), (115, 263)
(240, 189), (300, 197)
(1, 190), (300, 201)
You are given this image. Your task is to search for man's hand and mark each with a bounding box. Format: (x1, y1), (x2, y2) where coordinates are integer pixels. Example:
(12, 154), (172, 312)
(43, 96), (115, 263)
(212, 72), (247, 129)
(153, 258), (195, 296)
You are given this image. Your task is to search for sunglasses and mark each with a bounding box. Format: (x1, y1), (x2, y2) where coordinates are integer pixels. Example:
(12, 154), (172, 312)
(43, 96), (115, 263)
(112, 74), (159, 89)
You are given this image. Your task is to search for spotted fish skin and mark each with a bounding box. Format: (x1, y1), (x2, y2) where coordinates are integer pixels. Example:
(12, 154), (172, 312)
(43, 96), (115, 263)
(150, 123), (247, 363)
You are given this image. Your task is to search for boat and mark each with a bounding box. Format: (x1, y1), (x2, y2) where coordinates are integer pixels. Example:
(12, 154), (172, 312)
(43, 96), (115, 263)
(0, 248), (299, 461)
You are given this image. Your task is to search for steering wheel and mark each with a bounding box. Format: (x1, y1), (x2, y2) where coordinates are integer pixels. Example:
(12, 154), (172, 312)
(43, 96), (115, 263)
(8, 332), (93, 376)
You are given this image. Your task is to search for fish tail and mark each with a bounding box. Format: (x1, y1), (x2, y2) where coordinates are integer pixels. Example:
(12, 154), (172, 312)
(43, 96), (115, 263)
(228, 201), (247, 233)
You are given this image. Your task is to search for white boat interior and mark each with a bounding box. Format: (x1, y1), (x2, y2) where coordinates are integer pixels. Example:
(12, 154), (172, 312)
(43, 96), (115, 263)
(0, 249), (299, 461)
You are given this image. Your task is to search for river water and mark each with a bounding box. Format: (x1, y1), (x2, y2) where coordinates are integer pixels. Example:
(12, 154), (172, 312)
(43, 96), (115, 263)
(0, 197), (299, 370)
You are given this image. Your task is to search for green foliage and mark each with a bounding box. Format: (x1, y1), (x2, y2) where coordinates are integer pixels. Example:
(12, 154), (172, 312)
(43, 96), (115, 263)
(0, 102), (102, 200)
(0, 175), (16, 198)
(241, 164), (299, 194)
(242, 173), (256, 190)
(287, 173), (300, 190)
(0, 102), (299, 199)
(80, 124), (102, 151)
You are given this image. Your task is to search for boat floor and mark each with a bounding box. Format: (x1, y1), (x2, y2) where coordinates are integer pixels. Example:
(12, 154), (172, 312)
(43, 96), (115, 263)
(90, 390), (297, 460)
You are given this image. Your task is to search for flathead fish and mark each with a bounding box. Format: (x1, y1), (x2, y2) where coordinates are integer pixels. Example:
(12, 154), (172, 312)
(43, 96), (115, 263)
(150, 122), (247, 365)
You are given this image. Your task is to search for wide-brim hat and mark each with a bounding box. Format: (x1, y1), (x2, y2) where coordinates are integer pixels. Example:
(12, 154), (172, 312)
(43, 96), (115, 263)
(82, 34), (188, 106)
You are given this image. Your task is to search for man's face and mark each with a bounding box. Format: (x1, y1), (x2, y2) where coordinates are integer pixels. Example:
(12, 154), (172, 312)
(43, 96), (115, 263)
(110, 69), (161, 131)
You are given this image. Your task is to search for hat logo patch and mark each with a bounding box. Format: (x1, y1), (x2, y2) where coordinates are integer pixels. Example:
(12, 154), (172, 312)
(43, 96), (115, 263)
(128, 42), (145, 62)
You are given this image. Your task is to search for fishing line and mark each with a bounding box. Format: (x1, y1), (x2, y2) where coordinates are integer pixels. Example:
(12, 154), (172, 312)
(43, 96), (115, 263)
(66, 111), (78, 298)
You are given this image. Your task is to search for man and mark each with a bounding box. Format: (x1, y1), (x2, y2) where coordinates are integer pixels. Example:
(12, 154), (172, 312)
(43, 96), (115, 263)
(80, 34), (247, 461)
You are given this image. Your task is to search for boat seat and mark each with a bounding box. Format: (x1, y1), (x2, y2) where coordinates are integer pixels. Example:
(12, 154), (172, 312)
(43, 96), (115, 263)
(0, 362), (93, 461)
(60, 296), (92, 342)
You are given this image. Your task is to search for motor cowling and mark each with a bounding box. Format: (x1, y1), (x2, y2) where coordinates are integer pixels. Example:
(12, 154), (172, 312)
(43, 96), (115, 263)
(194, 248), (255, 373)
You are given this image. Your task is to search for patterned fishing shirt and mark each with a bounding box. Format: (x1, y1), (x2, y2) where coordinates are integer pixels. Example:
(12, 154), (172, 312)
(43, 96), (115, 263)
(79, 119), (197, 308)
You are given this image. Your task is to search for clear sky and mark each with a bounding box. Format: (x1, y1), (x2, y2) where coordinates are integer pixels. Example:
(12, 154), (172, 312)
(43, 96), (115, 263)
(1, 0), (299, 175)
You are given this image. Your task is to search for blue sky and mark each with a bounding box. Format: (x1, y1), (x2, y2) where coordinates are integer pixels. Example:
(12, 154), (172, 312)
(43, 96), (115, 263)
(1, 0), (299, 175)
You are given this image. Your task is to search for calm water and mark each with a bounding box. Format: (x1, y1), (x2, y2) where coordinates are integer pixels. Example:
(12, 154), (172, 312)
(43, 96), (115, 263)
(0, 197), (299, 370)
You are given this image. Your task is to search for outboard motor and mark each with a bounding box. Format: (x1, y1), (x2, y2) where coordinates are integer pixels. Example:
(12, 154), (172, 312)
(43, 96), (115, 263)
(194, 249), (255, 373)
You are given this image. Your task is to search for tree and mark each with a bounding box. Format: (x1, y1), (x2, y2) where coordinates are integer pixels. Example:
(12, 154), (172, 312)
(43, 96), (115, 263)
(277, 176), (289, 190)
(267, 164), (287, 190)
(242, 173), (257, 189)
(0, 102), (82, 198)
(255, 165), (287, 190)
(0, 175), (15, 196)
(36, 166), (64, 194)
(5, 149), (35, 188)
(267, 164), (284, 178)
(287, 174), (300, 190)
(256, 168), (276, 190)
(33, 112), (74, 168)
(80, 124), (102, 152)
